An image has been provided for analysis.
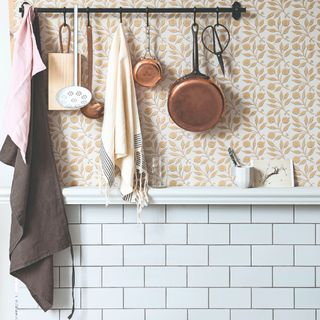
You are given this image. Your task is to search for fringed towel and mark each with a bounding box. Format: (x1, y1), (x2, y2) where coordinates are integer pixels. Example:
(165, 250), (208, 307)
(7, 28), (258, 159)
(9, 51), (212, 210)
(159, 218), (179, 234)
(0, 12), (74, 318)
(100, 23), (148, 210)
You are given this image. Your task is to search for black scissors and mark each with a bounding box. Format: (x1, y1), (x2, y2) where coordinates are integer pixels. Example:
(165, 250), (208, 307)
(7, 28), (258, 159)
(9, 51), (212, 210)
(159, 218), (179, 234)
(201, 11), (231, 75)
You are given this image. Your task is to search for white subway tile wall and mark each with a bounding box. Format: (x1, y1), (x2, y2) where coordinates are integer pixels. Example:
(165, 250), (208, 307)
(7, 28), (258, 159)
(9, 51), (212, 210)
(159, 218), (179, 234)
(17, 204), (320, 320)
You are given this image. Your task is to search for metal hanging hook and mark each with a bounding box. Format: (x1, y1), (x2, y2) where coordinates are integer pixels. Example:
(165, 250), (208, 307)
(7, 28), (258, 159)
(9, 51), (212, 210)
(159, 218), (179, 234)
(145, 7), (151, 57)
(87, 7), (90, 26)
(146, 7), (149, 27)
(216, 9), (220, 25)
(119, 7), (123, 23)
(63, 7), (67, 26)
(21, 2), (31, 17)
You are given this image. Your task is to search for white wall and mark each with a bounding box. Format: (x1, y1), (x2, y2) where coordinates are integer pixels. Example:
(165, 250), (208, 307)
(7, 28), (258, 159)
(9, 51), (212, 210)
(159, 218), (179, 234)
(18, 204), (320, 320)
(0, 1), (16, 319)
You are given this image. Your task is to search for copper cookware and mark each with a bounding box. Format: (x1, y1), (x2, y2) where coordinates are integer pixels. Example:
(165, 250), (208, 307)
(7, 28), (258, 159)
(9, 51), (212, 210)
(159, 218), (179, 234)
(81, 10), (104, 119)
(134, 57), (162, 88)
(168, 21), (225, 132)
(133, 10), (162, 88)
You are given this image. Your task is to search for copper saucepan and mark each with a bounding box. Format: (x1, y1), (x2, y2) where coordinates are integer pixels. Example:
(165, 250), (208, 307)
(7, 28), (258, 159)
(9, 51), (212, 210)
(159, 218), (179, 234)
(168, 21), (225, 132)
(133, 10), (162, 88)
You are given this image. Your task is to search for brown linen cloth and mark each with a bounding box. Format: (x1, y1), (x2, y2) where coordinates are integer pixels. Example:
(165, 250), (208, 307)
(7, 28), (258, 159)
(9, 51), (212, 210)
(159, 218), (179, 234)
(0, 14), (72, 313)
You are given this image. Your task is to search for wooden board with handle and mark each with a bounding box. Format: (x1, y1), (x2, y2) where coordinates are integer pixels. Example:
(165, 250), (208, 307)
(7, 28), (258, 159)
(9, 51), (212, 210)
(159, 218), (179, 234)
(48, 53), (82, 110)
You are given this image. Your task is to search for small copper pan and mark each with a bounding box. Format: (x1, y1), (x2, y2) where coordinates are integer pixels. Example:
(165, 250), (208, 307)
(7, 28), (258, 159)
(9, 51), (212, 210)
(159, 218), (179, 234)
(133, 57), (162, 88)
(168, 22), (225, 132)
(133, 10), (162, 88)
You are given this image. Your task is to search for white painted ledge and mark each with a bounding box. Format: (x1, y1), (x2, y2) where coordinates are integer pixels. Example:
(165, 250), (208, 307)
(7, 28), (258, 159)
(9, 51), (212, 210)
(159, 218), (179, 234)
(0, 186), (319, 205)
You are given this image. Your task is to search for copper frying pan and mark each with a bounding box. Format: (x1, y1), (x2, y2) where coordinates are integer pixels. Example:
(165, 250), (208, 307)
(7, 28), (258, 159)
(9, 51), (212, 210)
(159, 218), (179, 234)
(168, 22), (225, 132)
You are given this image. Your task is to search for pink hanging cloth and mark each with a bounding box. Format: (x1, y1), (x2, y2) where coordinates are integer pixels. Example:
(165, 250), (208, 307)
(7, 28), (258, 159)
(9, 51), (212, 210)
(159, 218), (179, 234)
(4, 4), (46, 163)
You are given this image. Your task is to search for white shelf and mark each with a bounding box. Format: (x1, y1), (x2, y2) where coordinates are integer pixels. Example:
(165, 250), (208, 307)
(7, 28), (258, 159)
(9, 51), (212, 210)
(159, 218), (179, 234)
(0, 186), (319, 205)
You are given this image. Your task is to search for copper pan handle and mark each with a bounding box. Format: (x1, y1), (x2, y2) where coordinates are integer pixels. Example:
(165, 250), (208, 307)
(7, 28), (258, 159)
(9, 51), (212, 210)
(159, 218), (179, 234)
(191, 22), (200, 75)
(87, 24), (93, 91)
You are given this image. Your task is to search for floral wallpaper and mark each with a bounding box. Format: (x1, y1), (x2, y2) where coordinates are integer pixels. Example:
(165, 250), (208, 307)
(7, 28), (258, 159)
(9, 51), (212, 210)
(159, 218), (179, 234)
(12, 0), (320, 187)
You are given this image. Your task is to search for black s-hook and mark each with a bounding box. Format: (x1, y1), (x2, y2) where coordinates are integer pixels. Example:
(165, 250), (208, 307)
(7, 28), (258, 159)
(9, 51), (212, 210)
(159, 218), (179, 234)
(87, 7), (90, 26)
(119, 7), (123, 23)
(21, 2), (31, 17)
(146, 7), (149, 27)
(63, 7), (67, 26)
(216, 8), (220, 25)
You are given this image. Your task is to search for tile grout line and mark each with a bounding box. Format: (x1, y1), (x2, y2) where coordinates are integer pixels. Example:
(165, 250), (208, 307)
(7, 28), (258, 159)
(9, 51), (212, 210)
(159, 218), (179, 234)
(186, 223), (189, 245)
(165, 287), (167, 309)
(101, 223), (103, 245)
(101, 265), (103, 288)
(122, 287), (124, 309)
(122, 243), (125, 266)
(165, 244), (167, 266)
(186, 266), (189, 288)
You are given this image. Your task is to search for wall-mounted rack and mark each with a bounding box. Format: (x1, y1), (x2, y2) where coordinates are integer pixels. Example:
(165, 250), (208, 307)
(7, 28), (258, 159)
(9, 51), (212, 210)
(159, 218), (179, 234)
(20, 1), (246, 20)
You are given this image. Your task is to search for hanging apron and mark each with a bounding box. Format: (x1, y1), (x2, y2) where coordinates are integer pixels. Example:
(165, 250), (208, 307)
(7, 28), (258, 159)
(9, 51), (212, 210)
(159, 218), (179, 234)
(0, 13), (73, 316)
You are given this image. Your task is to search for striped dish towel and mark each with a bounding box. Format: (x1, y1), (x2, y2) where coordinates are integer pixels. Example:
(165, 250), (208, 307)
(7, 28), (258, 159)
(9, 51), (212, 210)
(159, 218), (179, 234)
(100, 23), (148, 211)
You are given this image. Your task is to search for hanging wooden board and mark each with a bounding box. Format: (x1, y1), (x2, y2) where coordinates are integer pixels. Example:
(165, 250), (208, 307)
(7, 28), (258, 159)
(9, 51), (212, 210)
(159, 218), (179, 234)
(48, 53), (82, 111)
(8, 0), (15, 60)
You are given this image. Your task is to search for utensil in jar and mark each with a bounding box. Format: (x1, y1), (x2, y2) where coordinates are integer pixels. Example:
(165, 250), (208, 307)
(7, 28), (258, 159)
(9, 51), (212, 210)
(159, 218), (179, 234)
(201, 11), (231, 76)
(81, 8), (104, 119)
(167, 10), (225, 132)
(228, 147), (241, 167)
(133, 8), (162, 88)
(56, 5), (92, 109)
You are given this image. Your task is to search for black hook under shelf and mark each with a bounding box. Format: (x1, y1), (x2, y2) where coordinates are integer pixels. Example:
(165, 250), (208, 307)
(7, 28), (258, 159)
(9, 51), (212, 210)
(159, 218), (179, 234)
(20, 2), (246, 20)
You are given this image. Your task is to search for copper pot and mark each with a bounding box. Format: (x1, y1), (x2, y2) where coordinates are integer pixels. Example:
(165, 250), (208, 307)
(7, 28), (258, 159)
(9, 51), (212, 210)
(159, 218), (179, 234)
(133, 57), (162, 88)
(133, 19), (162, 88)
(168, 22), (224, 132)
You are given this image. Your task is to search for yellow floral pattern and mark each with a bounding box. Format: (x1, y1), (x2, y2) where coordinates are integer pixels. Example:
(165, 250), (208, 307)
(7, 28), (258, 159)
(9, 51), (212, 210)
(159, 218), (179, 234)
(12, 0), (320, 187)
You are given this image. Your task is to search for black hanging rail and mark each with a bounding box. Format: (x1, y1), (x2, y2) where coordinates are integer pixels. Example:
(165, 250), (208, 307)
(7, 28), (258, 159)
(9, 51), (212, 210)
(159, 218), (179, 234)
(20, 2), (246, 20)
